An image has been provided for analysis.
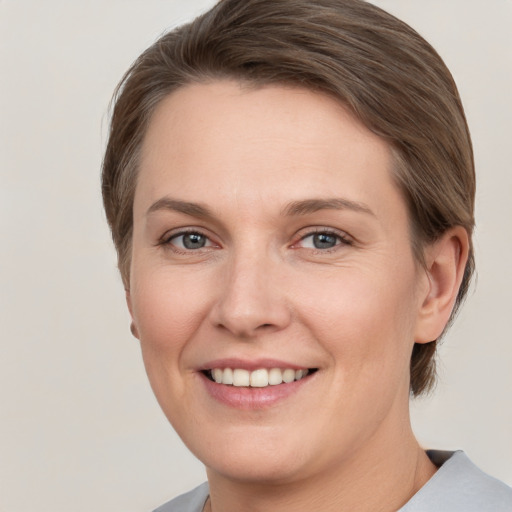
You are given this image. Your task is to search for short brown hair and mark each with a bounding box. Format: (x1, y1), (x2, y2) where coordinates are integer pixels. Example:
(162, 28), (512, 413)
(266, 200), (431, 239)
(102, 0), (475, 396)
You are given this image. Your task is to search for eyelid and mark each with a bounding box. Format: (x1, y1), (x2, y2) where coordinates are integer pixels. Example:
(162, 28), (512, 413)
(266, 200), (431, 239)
(157, 226), (352, 252)
(158, 227), (219, 251)
(292, 227), (353, 249)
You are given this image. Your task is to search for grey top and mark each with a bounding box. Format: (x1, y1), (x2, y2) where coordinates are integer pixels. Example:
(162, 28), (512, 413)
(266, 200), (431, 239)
(153, 451), (512, 511)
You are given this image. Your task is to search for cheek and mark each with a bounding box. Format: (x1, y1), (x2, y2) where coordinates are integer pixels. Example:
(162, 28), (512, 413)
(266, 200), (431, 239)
(132, 267), (208, 348)
(130, 270), (212, 424)
(298, 264), (419, 376)
(130, 267), (212, 401)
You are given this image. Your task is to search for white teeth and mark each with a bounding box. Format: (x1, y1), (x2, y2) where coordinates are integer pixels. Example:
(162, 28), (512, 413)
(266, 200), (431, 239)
(250, 369), (269, 387)
(209, 367), (311, 387)
(282, 368), (295, 383)
(233, 369), (250, 387)
(222, 367), (233, 385)
(268, 368), (283, 385)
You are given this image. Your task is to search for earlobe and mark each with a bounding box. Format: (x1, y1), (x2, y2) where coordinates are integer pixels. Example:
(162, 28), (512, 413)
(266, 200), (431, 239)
(130, 321), (140, 339)
(414, 226), (469, 344)
(125, 289), (140, 340)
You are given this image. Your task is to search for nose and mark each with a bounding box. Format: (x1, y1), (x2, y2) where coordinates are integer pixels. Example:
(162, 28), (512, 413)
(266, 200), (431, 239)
(209, 249), (292, 339)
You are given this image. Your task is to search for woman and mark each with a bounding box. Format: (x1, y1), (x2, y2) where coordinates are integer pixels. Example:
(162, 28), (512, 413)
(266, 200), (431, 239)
(101, 0), (512, 510)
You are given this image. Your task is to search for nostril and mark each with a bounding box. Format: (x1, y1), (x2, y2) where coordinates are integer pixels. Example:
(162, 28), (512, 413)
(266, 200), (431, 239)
(209, 290), (292, 337)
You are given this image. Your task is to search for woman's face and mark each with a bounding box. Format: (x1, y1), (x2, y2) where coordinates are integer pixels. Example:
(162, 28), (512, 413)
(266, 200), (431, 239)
(128, 81), (430, 483)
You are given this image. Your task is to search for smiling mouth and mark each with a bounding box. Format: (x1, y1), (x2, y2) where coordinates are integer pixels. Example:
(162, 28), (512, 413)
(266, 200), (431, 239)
(203, 368), (318, 388)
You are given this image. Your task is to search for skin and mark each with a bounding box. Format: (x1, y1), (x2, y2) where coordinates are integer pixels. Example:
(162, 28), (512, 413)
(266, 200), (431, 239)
(127, 81), (468, 512)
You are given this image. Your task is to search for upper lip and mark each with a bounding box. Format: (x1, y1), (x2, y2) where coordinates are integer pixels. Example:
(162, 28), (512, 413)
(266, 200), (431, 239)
(198, 358), (313, 371)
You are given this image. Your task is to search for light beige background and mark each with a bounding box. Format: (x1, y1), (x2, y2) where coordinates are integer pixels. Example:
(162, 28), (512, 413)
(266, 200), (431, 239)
(1, 1), (511, 511)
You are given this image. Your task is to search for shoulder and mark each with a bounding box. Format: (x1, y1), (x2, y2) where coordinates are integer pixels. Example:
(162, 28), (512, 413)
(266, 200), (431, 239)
(152, 483), (209, 512)
(401, 450), (512, 512)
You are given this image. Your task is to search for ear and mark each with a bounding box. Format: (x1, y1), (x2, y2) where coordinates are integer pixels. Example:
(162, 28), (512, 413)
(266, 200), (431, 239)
(414, 226), (469, 343)
(125, 288), (140, 340)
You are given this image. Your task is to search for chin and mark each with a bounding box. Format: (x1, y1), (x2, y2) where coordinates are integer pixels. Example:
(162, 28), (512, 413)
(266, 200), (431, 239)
(205, 450), (310, 485)
(182, 422), (325, 485)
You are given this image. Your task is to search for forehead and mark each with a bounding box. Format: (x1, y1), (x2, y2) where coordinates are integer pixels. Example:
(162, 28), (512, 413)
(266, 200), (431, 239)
(135, 80), (403, 224)
(142, 81), (385, 157)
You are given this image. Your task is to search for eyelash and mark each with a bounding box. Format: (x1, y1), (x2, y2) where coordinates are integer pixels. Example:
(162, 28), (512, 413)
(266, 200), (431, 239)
(293, 228), (352, 253)
(159, 227), (352, 255)
(159, 229), (217, 253)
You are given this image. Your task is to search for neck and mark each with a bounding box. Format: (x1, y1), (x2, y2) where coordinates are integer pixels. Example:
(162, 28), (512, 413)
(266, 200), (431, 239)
(205, 416), (436, 512)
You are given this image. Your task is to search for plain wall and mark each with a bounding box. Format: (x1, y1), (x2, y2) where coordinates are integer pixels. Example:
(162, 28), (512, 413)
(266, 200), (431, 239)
(1, 1), (510, 510)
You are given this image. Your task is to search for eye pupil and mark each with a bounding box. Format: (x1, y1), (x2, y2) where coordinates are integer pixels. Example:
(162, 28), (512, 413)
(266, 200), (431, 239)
(183, 233), (206, 249)
(313, 233), (337, 249)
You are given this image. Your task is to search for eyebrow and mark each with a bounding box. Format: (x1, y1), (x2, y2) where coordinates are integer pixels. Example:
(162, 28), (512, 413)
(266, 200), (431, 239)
(146, 196), (375, 219)
(281, 198), (375, 217)
(147, 198), (214, 219)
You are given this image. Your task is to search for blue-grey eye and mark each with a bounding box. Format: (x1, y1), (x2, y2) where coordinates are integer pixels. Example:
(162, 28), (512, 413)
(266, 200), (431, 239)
(299, 232), (344, 250)
(172, 232), (209, 250)
(312, 233), (338, 249)
(183, 233), (206, 249)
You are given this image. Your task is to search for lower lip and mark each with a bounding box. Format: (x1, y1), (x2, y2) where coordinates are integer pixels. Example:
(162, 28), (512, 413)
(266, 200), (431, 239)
(199, 372), (312, 410)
